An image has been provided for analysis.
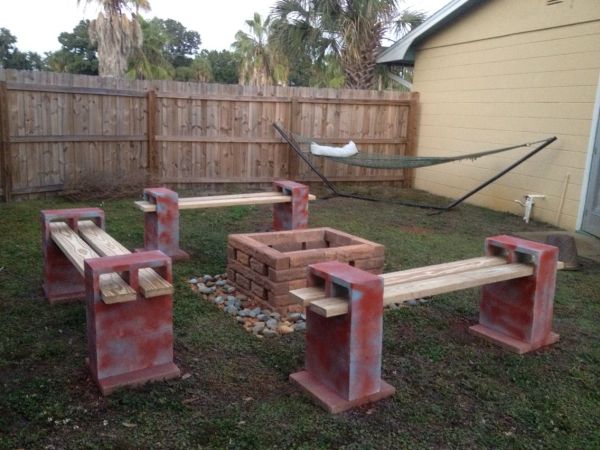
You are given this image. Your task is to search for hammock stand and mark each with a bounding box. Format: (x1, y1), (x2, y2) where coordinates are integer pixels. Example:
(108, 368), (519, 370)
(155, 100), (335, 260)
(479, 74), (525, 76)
(273, 122), (557, 212)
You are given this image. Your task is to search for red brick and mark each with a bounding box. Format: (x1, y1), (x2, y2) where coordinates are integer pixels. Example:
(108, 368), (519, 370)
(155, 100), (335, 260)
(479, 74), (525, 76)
(236, 273), (250, 290)
(268, 291), (295, 307)
(268, 266), (307, 282)
(251, 281), (266, 298)
(237, 250), (250, 266)
(353, 256), (385, 271)
(249, 257), (267, 275)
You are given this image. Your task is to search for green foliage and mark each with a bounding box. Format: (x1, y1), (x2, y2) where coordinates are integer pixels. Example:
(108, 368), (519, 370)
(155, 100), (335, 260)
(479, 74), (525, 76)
(271, 0), (427, 89)
(125, 17), (204, 80)
(201, 49), (240, 84)
(0, 27), (44, 70)
(232, 12), (285, 86)
(45, 20), (98, 75)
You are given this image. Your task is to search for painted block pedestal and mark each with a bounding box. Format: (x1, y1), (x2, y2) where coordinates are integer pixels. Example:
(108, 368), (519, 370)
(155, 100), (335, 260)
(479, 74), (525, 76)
(291, 261), (394, 413)
(469, 235), (560, 354)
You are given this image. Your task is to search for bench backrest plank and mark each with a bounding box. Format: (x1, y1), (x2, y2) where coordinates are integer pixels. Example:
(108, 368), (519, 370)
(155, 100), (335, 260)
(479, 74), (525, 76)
(77, 220), (173, 298)
(49, 222), (137, 303)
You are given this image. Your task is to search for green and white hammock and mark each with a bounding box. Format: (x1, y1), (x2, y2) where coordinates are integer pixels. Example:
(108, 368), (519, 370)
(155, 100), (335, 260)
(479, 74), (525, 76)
(293, 134), (552, 170)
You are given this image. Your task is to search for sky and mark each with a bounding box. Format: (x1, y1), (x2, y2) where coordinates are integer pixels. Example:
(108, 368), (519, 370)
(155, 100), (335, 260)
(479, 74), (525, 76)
(2, 0), (449, 55)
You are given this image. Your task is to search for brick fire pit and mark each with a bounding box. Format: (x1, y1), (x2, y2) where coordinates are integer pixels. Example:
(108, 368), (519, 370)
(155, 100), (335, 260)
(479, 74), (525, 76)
(227, 228), (384, 313)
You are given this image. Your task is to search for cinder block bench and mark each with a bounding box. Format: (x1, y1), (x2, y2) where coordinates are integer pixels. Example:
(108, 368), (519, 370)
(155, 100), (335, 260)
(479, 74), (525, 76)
(134, 179), (316, 260)
(289, 235), (563, 413)
(41, 208), (180, 394)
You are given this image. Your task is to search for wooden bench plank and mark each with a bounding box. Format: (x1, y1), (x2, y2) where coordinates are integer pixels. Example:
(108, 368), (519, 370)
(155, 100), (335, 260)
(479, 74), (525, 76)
(49, 222), (136, 304)
(308, 296), (349, 318)
(77, 221), (173, 298)
(134, 192), (317, 212)
(290, 257), (506, 306)
(309, 263), (536, 318)
(290, 286), (328, 307)
(380, 256), (506, 285)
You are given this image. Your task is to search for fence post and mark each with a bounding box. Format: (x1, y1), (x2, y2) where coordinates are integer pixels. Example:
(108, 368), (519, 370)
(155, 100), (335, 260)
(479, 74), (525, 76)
(0, 81), (12, 202)
(405, 91), (420, 188)
(288, 97), (300, 179)
(146, 89), (158, 184)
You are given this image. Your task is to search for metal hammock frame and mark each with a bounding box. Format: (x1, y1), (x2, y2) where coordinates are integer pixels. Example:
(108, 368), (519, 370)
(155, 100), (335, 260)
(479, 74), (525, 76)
(273, 122), (557, 212)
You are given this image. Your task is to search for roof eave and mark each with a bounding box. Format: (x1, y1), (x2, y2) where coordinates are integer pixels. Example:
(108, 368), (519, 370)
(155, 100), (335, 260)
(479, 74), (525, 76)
(377, 0), (483, 65)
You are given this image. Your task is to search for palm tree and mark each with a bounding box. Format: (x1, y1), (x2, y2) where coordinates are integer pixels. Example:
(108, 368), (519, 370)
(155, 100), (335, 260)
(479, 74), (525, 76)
(232, 13), (287, 86)
(271, 0), (424, 89)
(77, 0), (150, 77)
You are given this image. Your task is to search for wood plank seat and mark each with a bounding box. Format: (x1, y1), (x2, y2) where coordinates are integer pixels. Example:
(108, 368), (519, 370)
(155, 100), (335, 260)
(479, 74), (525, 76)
(134, 191), (317, 213)
(77, 220), (173, 298)
(49, 222), (137, 304)
(49, 221), (173, 304)
(290, 256), (565, 318)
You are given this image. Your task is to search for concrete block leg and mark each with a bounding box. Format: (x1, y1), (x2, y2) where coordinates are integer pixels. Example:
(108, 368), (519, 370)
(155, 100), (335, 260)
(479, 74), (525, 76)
(141, 187), (189, 261)
(272, 180), (309, 231)
(469, 235), (560, 354)
(290, 261), (395, 413)
(41, 208), (105, 304)
(84, 251), (181, 395)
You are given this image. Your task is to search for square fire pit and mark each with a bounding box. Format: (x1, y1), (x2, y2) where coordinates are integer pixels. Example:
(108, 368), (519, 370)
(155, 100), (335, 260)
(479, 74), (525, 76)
(227, 227), (384, 313)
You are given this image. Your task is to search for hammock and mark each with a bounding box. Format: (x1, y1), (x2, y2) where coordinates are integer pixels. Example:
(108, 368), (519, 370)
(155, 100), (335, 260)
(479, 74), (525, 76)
(273, 122), (557, 212)
(293, 134), (553, 170)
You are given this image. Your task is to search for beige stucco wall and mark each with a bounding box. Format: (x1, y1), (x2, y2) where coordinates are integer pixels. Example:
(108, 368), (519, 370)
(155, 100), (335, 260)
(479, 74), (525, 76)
(411, 0), (600, 229)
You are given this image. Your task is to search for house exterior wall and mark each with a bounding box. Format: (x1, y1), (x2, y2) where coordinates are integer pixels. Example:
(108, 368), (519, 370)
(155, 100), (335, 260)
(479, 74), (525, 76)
(411, 0), (600, 229)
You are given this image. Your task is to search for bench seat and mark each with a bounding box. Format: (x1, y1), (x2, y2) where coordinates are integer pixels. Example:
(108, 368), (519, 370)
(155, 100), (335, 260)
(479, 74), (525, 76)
(49, 221), (173, 304)
(78, 220), (173, 298)
(290, 256), (564, 318)
(134, 191), (317, 213)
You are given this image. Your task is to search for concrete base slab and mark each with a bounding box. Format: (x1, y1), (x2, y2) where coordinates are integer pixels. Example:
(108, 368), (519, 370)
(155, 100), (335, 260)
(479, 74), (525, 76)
(290, 370), (395, 414)
(94, 362), (181, 395)
(469, 324), (559, 354)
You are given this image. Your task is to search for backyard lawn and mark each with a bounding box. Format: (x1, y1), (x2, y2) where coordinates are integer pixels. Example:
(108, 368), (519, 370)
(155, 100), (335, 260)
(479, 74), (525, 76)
(1, 186), (599, 449)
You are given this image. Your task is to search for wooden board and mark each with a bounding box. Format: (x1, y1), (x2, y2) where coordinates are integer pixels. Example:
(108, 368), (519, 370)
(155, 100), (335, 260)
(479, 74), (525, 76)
(49, 222), (136, 304)
(134, 192), (317, 212)
(77, 220), (173, 298)
(307, 263), (536, 318)
(380, 256), (507, 285)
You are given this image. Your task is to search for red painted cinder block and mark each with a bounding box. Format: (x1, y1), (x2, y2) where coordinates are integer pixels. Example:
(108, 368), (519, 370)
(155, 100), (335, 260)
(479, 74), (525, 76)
(272, 180), (309, 231)
(41, 208), (105, 304)
(84, 251), (180, 395)
(290, 261), (395, 413)
(141, 187), (190, 261)
(469, 235), (560, 354)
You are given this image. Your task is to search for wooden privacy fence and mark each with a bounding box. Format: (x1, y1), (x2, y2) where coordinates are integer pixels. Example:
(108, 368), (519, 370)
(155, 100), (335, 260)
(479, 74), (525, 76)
(0, 70), (418, 201)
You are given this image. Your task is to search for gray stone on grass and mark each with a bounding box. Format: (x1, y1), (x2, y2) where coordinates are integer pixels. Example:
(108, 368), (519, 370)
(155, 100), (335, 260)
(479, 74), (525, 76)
(216, 280), (227, 286)
(188, 278), (198, 284)
(288, 313), (302, 322)
(198, 285), (213, 294)
(238, 309), (251, 317)
(266, 318), (278, 330)
(407, 299), (418, 306)
(226, 305), (238, 315)
(213, 296), (224, 305)
(263, 329), (278, 338)
(249, 307), (261, 318)
(292, 322), (306, 332)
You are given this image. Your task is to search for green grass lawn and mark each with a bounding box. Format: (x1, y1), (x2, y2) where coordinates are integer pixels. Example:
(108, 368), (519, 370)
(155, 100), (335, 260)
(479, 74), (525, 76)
(1, 187), (599, 449)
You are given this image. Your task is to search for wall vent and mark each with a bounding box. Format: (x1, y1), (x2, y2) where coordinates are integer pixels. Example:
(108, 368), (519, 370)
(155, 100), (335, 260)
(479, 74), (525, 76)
(547, 0), (563, 5)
